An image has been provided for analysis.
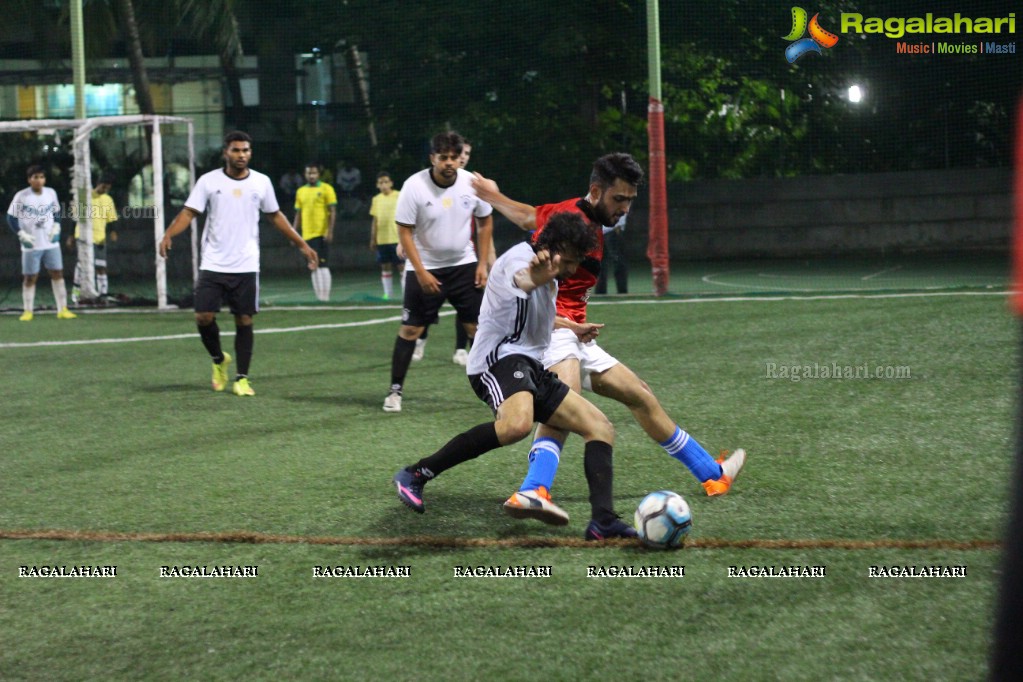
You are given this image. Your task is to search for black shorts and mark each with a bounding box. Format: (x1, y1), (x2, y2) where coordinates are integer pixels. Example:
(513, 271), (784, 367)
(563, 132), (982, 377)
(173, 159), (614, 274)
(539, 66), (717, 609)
(402, 262), (483, 328)
(194, 270), (259, 316)
(469, 355), (570, 424)
(307, 237), (329, 267)
(375, 243), (403, 266)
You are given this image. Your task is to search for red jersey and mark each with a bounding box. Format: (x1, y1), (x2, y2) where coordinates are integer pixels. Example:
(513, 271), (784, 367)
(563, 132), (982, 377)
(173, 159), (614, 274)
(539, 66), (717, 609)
(533, 198), (604, 324)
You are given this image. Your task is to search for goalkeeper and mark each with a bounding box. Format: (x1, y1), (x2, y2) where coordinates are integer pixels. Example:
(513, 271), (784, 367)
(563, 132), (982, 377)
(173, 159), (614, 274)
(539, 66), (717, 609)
(6, 164), (76, 321)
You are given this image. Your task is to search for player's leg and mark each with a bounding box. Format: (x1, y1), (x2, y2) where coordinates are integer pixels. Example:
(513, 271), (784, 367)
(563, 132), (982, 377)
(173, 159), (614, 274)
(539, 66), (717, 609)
(392, 387), (531, 514)
(44, 248), (75, 319)
(453, 318), (470, 365)
(590, 361), (745, 495)
(20, 251), (42, 321)
(308, 238), (331, 302)
(516, 334), (584, 495)
(228, 273), (259, 396)
(384, 272), (438, 411)
(543, 388), (635, 539)
(446, 262), (482, 366)
(95, 244), (108, 298)
(194, 272), (231, 391)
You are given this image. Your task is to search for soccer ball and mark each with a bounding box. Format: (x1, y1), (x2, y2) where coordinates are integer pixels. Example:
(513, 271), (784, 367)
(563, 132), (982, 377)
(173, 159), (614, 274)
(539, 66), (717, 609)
(634, 490), (692, 549)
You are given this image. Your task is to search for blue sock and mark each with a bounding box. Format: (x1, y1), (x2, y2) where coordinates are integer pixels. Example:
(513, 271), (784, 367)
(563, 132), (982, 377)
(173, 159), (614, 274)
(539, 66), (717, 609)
(661, 426), (722, 482)
(519, 437), (562, 492)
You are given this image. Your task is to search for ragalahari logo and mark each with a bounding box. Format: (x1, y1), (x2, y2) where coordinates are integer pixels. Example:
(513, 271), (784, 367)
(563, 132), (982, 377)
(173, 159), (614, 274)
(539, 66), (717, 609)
(784, 7), (839, 62)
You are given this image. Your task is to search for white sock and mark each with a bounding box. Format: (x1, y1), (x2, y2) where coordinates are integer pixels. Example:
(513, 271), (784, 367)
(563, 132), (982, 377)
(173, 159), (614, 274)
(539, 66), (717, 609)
(73, 262), (81, 288)
(51, 278), (69, 311)
(98, 274), (108, 296)
(23, 282), (36, 313)
(382, 271), (393, 298)
(312, 267), (331, 302)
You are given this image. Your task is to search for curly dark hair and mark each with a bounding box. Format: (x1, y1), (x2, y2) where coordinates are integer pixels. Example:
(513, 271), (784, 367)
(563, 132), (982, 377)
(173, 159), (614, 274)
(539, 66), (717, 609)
(534, 211), (597, 260)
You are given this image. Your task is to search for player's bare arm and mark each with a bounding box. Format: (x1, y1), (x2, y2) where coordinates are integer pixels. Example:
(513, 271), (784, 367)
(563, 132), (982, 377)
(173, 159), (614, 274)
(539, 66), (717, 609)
(555, 315), (604, 342)
(159, 206), (200, 258)
(471, 172), (537, 231)
(398, 223), (441, 294)
(326, 205), (336, 243)
(270, 210), (318, 270)
(474, 215), (493, 288)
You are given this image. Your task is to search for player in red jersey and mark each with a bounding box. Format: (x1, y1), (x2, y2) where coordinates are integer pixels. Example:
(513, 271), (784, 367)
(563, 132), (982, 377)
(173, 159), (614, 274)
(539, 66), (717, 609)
(472, 154), (745, 522)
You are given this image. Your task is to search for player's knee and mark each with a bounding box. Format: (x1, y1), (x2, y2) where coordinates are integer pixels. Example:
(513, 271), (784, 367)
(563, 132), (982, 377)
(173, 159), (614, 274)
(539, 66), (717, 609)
(495, 415), (534, 444)
(195, 312), (216, 326)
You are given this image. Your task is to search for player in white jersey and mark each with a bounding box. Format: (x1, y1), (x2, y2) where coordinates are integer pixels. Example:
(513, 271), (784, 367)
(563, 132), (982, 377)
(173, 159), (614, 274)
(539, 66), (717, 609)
(393, 212), (638, 540)
(6, 165), (76, 321)
(382, 131), (493, 413)
(159, 131), (318, 397)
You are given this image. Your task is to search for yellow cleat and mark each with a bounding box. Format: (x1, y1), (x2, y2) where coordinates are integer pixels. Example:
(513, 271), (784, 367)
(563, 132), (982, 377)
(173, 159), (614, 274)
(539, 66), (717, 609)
(19, 311), (33, 322)
(56, 308), (77, 320)
(211, 352), (232, 392)
(232, 377), (255, 396)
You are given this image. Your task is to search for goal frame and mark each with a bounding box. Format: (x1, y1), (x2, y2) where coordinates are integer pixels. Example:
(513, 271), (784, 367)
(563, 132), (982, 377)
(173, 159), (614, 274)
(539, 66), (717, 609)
(0, 115), (196, 309)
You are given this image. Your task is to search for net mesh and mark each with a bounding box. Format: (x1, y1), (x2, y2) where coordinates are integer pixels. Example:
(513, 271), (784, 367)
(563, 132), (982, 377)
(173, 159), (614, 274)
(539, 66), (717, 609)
(0, 0), (1018, 301)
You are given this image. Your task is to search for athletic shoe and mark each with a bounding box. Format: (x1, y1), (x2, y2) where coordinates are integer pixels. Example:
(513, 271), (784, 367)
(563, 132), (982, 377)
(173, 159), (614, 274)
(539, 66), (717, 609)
(56, 308), (77, 320)
(585, 517), (639, 541)
(212, 353), (232, 392)
(71, 287), (80, 305)
(702, 448), (747, 496)
(393, 468), (427, 513)
(383, 391), (402, 413)
(232, 377), (255, 396)
(503, 486), (570, 526)
(452, 348), (469, 366)
(412, 338), (426, 362)
(19, 311), (33, 322)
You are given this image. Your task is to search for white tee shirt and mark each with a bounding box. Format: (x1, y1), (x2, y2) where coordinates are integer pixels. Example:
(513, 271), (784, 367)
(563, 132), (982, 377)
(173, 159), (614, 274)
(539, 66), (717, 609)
(185, 168), (279, 273)
(7, 186), (60, 252)
(467, 242), (558, 375)
(394, 167), (492, 271)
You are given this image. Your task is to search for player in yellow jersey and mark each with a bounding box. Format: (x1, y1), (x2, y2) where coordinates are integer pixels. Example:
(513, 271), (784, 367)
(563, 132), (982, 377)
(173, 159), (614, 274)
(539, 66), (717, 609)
(369, 171), (402, 300)
(69, 174), (118, 304)
(293, 163), (337, 301)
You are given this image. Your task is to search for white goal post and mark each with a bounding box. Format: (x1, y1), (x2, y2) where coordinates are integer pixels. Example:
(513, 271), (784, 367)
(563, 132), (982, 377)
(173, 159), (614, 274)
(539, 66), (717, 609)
(0, 115), (196, 309)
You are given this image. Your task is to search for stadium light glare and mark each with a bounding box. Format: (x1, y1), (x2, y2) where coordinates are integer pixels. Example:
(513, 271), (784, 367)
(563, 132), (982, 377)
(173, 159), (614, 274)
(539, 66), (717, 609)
(848, 84), (864, 104)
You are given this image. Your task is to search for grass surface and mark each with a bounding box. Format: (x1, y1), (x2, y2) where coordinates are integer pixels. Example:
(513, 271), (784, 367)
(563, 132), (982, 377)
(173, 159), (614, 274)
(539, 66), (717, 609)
(0, 289), (1013, 680)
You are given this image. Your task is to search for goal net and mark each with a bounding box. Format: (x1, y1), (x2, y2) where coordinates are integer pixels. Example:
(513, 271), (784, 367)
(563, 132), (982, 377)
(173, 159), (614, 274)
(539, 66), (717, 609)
(0, 115), (196, 309)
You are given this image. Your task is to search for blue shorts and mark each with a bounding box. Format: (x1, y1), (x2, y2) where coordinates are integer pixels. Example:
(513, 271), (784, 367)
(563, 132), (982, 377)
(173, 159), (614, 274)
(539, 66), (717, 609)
(22, 247), (64, 276)
(375, 243), (403, 266)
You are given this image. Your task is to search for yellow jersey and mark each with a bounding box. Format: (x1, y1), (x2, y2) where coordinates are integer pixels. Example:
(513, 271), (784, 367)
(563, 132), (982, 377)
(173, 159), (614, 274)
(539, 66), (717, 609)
(294, 181), (338, 240)
(74, 191), (117, 244)
(370, 191), (400, 245)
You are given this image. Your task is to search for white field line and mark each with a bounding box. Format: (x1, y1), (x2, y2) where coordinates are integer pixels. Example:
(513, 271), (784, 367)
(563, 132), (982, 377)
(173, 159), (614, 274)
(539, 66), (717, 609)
(0, 291), (1009, 350)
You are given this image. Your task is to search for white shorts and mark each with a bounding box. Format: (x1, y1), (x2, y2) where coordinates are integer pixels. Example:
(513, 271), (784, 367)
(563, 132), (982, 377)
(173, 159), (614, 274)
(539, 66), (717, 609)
(542, 327), (619, 390)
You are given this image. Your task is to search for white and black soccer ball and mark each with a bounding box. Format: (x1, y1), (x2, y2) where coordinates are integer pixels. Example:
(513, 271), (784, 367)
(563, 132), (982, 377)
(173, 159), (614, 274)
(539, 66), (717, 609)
(635, 490), (692, 549)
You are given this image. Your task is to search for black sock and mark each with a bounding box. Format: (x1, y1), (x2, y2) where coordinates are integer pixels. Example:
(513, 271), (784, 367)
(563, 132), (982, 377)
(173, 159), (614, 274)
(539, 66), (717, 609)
(411, 423), (501, 478)
(584, 441), (616, 524)
(455, 320), (469, 350)
(390, 336), (417, 388)
(235, 324), (254, 377)
(198, 321), (223, 362)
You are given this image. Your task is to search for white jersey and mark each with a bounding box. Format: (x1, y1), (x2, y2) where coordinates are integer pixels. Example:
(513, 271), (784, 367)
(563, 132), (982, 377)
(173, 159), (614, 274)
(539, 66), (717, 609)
(395, 167), (492, 271)
(7, 186), (60, 252)
(184, 168), (280, 273)
(467, 242), (558, 375)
